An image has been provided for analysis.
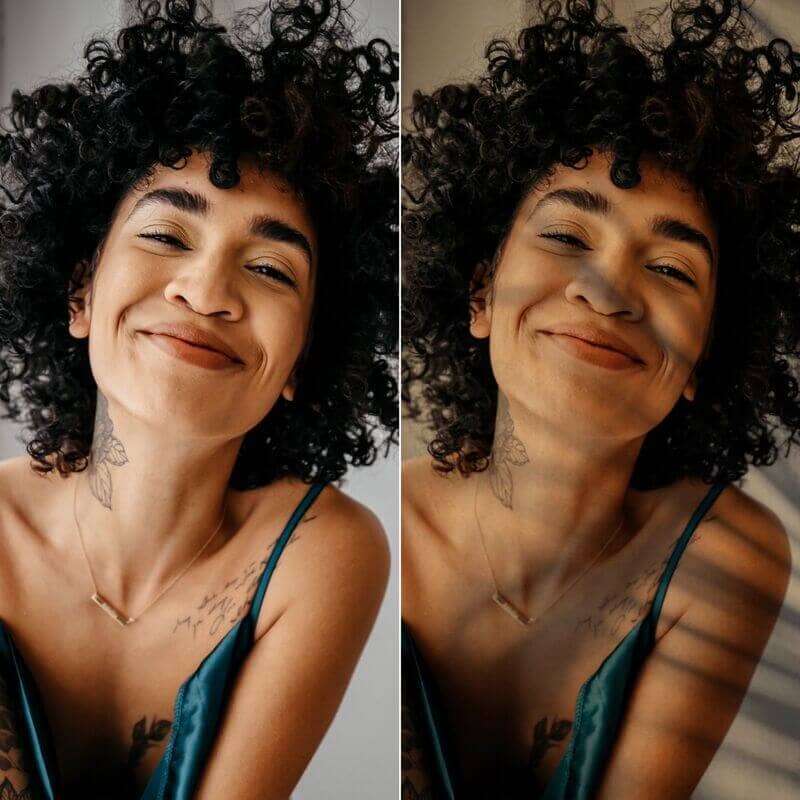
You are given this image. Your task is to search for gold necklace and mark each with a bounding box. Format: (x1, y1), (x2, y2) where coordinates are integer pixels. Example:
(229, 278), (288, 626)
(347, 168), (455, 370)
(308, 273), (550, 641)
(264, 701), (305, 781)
(473, 478), (625, 627)
(72, 478), (226, 627)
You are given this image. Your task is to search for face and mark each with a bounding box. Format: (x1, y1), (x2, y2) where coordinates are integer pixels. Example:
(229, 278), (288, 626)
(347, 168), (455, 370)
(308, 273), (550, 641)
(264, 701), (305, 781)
(470, 150), (718, 441)
(69, 150), (317, 440)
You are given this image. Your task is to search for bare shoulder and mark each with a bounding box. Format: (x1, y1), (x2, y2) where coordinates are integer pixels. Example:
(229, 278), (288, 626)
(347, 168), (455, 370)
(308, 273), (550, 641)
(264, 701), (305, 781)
(690, 479), (791, 611)
(306, 481), (389, 570)
(401, 457), (442, 554)
(268, 480), (390, 618)
(597, 481), (791, 798)
(0, 453), (49, 501)
(402, 456), (462, 533)
(0, 454), (61, 546)
(402, 455), (441, 512)
(402, 457), (462, 620)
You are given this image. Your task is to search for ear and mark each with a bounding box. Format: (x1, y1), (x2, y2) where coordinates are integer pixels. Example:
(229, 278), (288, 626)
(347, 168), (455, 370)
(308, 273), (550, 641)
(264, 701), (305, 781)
(68, 260), (94, 340)
(281, 374), (296, 402)
(684, 314), (714, 403)
(469, 261), (493, 340)
(682, 370), (698, 403)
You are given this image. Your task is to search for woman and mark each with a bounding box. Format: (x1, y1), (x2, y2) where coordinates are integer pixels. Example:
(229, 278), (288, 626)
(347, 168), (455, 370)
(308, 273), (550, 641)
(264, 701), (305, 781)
(0, 0), (397, 798)
(402, 1), (796, 798)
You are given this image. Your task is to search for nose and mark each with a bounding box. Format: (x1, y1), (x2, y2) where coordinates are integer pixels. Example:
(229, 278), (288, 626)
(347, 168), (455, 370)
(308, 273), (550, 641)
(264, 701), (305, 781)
(564, 253), (645, 321)
(163, 251), (245, 320)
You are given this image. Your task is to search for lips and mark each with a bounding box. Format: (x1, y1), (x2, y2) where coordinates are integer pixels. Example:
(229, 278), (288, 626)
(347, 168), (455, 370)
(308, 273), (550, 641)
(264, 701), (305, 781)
(139, 322), (243, 363)
(540, 324), (644, 364)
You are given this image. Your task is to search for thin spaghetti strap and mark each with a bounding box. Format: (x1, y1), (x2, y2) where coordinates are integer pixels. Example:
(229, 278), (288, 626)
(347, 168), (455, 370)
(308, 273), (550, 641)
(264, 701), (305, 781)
(247, 481), (326, 626)
(649, 480), (727, 626)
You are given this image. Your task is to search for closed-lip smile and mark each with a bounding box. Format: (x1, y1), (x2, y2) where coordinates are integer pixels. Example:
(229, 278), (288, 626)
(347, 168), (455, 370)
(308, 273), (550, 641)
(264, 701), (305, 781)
(139, 322), (244, 364)
(540, 323), (644, 364)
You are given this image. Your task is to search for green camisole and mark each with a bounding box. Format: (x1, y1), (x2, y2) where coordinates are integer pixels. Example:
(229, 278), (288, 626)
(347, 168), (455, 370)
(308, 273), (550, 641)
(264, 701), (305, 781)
(403, 480), (727, 799)
(0, 481), (326, 800)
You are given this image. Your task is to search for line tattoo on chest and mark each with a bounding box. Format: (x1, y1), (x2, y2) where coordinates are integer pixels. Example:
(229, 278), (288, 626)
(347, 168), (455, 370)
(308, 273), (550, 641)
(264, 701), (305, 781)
(574, 516), (707, 638)
(171, 523), (306, 640)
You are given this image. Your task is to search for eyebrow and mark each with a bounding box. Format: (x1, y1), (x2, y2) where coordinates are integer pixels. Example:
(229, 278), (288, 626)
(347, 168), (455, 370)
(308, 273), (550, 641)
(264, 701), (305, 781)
(649, 216), (715, 270)
(532, 188), (612, 216)
(127, 188), (209, 217)
(249, 216), (313, 268)
(126, 187), (314, 268)
(530, 187), (715, 268)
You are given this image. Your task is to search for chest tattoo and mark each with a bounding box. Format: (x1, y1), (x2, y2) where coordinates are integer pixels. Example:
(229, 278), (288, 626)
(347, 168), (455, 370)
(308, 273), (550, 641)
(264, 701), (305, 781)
(128, 715), (173, 769)
(573, 519), (706, 639)
(0, 672), (37, 798)
(171, 521), (306, 640)
(0, 779), (34, 800)
(528, 714), (573, 772)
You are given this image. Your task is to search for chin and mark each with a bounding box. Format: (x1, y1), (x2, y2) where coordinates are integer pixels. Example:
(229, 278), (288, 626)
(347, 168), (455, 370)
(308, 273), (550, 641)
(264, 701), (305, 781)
(536, 375), (651, 438)
(119, 387), (226, 432)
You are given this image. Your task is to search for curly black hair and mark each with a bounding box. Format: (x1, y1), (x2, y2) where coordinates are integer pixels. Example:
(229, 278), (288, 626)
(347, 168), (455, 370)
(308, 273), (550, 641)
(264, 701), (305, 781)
(403, 0), (800, 490)
(0, 0), (398, 489)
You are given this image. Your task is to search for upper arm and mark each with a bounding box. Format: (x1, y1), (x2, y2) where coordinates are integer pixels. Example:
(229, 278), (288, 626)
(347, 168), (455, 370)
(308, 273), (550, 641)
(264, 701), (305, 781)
(194, 490), (390, 800)
(597, 494), (791, 799)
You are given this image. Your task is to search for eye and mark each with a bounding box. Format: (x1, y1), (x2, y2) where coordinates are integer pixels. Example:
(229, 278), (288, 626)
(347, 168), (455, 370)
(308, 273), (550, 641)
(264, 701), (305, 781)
(648, 264), (696, 286)
(138, 231), (189, 250)
(539, 231), (591, 250)
(249, 263), (297, 289)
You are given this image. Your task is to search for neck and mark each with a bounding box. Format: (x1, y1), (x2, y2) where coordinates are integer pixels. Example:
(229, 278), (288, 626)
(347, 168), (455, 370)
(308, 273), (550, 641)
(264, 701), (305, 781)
(474, 392), (646, 596)
(69, 389), (244, 613)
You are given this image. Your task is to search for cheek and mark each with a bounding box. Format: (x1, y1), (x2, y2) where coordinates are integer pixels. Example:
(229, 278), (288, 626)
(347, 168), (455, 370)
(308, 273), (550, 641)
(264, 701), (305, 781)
(652, 295), (708, 379)
(251, 297), (309, 371)
(89, 247), (158, 311)
(491, 256), (550, 320)
(85, 262), (144, 344)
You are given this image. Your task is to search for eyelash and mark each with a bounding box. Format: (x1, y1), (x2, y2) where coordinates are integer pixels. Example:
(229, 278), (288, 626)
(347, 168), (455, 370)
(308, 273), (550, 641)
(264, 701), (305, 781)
(139, 232), (189, 250)
(249, 264), (297, 287)
(137, 232), (297, 288)
(539, 232), (696, 286)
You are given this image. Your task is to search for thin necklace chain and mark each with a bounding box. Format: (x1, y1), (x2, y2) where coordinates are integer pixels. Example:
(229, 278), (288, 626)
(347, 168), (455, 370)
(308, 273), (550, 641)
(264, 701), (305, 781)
(473, 477), (626, 628)
(72, 477), (226, 625)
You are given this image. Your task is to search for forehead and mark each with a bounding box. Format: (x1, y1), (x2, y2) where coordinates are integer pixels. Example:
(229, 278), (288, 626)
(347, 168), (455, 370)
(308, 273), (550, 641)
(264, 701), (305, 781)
(520, 151), (717, 246)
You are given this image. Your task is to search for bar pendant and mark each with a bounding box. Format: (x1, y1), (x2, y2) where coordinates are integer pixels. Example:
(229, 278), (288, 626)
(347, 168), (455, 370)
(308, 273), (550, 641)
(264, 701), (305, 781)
(492, 590), (532, 626)
(91, 593), (134, 627)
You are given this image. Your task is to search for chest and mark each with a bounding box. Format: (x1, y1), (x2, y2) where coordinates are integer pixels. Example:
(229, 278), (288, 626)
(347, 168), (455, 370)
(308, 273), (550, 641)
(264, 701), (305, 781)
(1, 548), (275, 796)
(407, 539), (694, 795)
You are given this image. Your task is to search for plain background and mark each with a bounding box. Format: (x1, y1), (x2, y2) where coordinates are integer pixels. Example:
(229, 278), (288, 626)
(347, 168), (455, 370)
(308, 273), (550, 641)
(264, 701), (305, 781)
(402, 1), (800, 798)
(0, 0), (398, 797)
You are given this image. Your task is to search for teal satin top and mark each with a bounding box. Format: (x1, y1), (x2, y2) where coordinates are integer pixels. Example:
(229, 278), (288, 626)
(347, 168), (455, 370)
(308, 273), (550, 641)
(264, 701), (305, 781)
(403, 480), (726, 799)
(0, 481), (326, 800)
